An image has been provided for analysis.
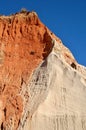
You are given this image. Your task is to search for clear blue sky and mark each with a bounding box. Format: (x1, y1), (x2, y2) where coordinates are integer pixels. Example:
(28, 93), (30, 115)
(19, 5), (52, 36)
(0, 0), (86, 66)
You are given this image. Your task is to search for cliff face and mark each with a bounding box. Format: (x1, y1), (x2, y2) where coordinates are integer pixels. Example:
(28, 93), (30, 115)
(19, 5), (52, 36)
(0, 11), (54, 129)
(0, 11), (86, 130)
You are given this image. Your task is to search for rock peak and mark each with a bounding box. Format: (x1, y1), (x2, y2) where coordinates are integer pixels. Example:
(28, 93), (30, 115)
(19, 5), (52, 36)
(0, 10), (86, 130)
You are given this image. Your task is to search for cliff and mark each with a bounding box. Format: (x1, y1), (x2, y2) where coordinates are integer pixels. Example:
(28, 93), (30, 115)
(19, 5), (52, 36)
(0, 10), (86, 130)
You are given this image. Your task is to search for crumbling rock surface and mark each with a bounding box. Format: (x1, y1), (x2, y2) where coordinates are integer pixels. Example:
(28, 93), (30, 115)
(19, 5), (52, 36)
(0, 10), (86, 130)
(0, 11), (53, 130)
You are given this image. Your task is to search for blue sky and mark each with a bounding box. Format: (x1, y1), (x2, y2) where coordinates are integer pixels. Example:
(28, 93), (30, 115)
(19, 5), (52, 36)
(0, 0), (86, 66)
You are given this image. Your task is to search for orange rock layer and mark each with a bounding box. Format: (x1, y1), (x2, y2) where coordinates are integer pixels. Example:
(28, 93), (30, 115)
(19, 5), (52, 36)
(0, 11), (53, 129)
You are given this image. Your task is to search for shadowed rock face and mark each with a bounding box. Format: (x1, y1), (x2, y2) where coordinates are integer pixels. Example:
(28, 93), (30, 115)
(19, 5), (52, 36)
(0, 10), (86, 130)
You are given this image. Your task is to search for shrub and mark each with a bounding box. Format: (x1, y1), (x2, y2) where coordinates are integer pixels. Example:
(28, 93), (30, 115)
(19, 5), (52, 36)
(20, 8), (28, 13)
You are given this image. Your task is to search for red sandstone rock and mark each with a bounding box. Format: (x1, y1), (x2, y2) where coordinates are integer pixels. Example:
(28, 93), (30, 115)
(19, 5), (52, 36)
(0, 11), (54, 129)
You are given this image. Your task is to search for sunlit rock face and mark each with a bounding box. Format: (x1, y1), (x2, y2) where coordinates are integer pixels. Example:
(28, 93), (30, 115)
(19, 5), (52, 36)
(26, 52), (86, 130)
(0, 10), (86, 130)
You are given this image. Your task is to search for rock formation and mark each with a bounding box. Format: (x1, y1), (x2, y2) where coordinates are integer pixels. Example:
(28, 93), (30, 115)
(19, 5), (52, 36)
(0, 10), (86, 130)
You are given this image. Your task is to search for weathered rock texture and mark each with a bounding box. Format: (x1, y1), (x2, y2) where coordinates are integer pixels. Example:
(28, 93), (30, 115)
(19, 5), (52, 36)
(0, 10), (86, 130)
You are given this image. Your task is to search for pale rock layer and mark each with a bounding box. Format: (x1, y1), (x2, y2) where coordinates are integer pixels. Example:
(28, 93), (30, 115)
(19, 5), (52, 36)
(22, 40), (86, 130)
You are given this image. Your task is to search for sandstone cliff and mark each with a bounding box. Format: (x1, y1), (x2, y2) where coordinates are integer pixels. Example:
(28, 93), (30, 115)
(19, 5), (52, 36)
(0, 10), (86, 130)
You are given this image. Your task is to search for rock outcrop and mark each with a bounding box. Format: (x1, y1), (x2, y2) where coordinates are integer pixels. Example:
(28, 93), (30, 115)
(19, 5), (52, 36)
(0, 10), (86, 130)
